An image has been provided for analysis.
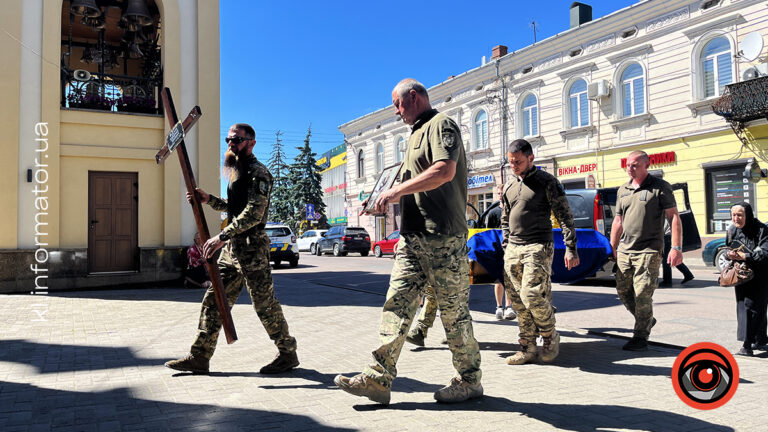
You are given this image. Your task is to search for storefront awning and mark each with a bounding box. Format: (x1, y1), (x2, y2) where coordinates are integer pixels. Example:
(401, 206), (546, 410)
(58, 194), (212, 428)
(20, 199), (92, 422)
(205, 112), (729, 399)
(712, 76), (768, 125)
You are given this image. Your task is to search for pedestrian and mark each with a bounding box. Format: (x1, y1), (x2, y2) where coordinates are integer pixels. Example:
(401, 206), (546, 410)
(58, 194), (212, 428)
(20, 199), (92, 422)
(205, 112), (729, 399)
(610, 150), (683, 351)
(726, 202), (768, 356)
(335, 79), (482, 405)
(661, 220), (694, 287)
(489, 185), (515, 321)
(165, 123), (299, 375)
(501, 139), (579, 365)
(184, 233), (209, 289)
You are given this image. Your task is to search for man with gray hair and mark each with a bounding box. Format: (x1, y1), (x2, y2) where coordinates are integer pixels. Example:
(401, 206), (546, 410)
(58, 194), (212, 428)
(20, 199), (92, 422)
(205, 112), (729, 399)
(335, 79), (482, 404)
(611, 150), (682, 351)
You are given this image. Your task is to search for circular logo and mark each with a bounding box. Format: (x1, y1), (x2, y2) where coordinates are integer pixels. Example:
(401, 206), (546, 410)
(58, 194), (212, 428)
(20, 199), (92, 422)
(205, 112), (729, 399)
(671, 342), (739, 410)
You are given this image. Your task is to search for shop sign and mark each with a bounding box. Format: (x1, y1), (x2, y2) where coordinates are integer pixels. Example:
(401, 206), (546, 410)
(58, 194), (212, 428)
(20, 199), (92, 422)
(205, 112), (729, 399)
(468, 174), (494, 189)
(329, 217), (348, 225)
(621, 151), (676, 168)
(324, 182), (347, 194)
(558, 163), (597, 176)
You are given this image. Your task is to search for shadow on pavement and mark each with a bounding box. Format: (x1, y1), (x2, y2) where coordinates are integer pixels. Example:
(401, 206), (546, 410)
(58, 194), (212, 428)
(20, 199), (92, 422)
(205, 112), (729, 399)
(0, 339), (170, 374)
(354, 395), (733, 431)
(0, 381), (352, 431)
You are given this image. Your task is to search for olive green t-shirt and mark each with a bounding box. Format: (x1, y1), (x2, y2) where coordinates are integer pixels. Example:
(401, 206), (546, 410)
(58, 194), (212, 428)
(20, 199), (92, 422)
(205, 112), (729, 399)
(616, 174), (676, 254)
(400, 109), (468, 236)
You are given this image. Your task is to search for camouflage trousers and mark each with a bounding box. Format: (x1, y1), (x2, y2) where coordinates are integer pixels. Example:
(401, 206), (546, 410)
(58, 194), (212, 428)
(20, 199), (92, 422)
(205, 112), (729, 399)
(190, 232), (296, 360)
(413, 285), (438, 335)
(615, 251), (661, 339)
(503, 242), (555, 341)
(363, 232), (482, 387)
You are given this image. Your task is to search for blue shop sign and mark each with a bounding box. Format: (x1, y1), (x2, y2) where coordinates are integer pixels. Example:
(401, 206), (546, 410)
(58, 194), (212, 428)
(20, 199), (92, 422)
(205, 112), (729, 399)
(467, 174), (494, 189)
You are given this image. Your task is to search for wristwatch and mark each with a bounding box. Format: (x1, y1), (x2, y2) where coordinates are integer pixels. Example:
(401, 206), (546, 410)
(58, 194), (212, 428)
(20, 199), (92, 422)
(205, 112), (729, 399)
(219, 231), (231, 241)
(671, 246), (682, 251)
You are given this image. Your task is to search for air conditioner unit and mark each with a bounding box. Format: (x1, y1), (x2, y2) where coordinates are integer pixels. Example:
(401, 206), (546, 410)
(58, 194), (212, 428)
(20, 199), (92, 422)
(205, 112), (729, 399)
(73, 69), (91, 81)
(587, 80), (611, 100)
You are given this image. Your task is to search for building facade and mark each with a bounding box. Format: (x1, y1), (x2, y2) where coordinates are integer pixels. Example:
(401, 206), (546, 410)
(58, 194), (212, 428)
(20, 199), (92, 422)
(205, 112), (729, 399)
(318, 143), (348, 226)
(0, 0), (220, 293)
(339, 0), (768, 242)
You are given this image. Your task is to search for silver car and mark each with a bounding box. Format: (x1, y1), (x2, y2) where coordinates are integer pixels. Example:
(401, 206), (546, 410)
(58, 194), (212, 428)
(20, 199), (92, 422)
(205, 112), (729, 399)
(297, 229), (328, 255)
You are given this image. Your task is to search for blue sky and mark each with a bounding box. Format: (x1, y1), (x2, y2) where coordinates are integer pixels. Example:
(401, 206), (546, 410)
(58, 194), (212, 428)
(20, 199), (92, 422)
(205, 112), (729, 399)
(219, 0), (639, 169)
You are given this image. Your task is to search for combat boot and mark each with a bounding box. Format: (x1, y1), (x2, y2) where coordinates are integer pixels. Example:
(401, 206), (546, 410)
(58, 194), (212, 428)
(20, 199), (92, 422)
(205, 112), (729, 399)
(539, 330), (560, 363)
(434, 377), (483, 403)
(259, 351), (299, 374)
(506, 339), (537, 365)
(334, 373), (391, 405)
(405, 327), (426, 347)
(164, 353), (209, 374)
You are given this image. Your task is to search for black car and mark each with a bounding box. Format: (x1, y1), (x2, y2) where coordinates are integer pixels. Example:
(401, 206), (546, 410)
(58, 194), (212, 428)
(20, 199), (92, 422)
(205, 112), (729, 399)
(316, 226), (371, 256)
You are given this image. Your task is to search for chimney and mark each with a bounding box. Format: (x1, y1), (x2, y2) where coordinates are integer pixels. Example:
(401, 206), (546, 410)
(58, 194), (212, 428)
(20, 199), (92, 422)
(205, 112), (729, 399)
(492, 45), (508, 59)
(570, 2), (592, 28)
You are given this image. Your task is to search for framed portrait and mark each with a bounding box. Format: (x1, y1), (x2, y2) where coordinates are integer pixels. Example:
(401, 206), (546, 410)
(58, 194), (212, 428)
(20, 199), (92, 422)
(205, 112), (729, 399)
(361, 162), (403, 216)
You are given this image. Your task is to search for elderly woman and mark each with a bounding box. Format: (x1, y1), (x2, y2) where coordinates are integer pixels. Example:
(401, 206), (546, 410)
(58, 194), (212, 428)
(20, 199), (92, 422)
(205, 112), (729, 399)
(726, 202), (768, 356)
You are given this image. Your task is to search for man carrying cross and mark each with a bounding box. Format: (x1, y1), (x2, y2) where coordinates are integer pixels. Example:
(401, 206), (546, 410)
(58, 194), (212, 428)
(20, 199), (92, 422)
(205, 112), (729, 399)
(165, 123), (299, 374)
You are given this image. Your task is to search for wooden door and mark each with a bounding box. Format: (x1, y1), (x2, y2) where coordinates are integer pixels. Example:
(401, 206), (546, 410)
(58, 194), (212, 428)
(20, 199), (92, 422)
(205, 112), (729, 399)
(88, 171), (138, 273)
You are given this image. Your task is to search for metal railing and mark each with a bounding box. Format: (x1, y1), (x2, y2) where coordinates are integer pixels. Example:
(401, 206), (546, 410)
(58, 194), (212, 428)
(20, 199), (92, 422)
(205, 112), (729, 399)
(711, 76), (768, 125)
(61, 68), (162, 115)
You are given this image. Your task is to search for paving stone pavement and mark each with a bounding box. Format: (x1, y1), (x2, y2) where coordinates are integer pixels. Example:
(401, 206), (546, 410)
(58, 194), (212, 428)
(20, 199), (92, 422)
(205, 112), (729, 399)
(1, 275), (766, 431)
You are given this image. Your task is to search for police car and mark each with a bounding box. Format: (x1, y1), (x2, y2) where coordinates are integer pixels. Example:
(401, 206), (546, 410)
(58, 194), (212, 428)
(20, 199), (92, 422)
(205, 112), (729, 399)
(265, 223), (300, 268)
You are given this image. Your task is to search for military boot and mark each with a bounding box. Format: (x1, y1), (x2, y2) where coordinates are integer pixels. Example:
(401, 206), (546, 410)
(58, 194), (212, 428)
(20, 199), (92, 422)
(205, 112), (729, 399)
(434, 377), (483, 403)
(539, 330), (560, 363)
(506, 339), (537, 365)
(259, 351), (299, 374)
(334, 373), (391, 405)
(405, 327), (426, 347)
(164, 353), (209, 374)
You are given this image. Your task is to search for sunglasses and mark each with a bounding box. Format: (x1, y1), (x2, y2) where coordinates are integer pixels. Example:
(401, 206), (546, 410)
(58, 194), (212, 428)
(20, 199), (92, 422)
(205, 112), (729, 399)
(225, 136), (251, 144)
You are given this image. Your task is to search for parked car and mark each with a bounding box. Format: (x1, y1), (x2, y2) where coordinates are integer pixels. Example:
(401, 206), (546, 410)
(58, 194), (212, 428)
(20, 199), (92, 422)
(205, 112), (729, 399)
(265, 223), (299, 267)
(373, 230), (399, 257)
(297, 229), (327, 254)
(702, 237), (728, 273)
(316, 226), (371, 256)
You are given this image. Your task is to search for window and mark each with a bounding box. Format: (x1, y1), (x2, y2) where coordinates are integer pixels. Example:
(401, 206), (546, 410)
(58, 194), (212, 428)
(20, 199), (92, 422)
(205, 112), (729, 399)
(375, 143), (384, 173)
(620, 63), (645, 117)
(474, 109), (488, 150)
(357, 150), (365, 178)
(521, 93), (538, 137)
(394, 136), (405, 163)
(705, 165), (755, 233)
(477, 192), (494, 214)
(701, 37), (732, 98)
(568, 79), (589, 128)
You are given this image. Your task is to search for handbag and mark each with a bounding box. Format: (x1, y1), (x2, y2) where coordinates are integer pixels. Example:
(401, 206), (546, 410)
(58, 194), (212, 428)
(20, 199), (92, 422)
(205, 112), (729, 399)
(718, 246), (755, 287)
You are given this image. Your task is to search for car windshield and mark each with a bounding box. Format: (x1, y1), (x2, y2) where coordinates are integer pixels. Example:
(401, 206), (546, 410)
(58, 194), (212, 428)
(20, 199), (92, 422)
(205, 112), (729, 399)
(266, 227), (292, 237)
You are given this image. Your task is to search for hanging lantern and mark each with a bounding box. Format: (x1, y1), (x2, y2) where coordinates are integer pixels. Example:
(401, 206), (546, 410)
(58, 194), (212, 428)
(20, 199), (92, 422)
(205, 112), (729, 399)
(80, 45), (93, 64)
(70, 0), (101, 18)
(122, 0), (153, 27)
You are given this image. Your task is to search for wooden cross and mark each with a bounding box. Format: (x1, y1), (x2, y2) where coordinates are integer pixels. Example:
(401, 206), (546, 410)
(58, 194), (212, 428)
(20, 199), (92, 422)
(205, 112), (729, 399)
(156, 87), (238, 344)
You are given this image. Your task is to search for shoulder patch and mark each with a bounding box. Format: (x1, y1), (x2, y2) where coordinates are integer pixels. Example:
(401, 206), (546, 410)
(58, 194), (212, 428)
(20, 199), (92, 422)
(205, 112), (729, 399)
(258, 180), (269, 195)
(441, 128), (458, 150)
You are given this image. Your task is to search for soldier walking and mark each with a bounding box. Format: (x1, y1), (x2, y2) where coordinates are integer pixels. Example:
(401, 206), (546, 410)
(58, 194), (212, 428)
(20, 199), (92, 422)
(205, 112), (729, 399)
(501, 139), (579, 365)
(610, 150), (682, 351)
(165, 123), (299, 374)
(335, 79), (482, 405)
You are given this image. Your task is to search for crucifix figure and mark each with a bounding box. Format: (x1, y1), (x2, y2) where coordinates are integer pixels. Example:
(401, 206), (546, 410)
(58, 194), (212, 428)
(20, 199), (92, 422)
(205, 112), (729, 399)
(155, 87), (238, 345)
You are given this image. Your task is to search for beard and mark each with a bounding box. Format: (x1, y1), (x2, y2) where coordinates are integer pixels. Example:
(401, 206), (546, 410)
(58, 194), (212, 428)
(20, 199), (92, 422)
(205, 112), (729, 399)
(224, 149), (238, 168)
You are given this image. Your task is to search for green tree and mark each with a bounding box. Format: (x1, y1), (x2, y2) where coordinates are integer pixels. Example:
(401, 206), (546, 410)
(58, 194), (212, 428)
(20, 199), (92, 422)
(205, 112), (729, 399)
(286, 125), (325, 232)
(267, 130), (292, 223)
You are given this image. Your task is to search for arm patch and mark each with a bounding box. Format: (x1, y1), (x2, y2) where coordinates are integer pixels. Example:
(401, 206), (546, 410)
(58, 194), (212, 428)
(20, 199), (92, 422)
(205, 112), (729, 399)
(258, 180), (269, 196)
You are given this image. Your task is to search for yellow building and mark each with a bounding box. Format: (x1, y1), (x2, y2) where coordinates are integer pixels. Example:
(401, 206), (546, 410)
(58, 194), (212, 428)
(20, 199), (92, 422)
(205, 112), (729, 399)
(0, 0), (220, 293)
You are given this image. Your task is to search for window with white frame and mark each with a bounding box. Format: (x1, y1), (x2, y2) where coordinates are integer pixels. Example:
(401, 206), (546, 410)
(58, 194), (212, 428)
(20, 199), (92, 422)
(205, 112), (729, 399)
(375, 143), (384, 173)
(477, 192), (494, 214)
(394, 136), (405, 163)
(474, 109), (488, 150)
(357, 149), (365, 178)
(568, 79), (589, 128)
(701, 36), (732, 98)
(620, 63), (645, 117)
(521, 93), (538, 137)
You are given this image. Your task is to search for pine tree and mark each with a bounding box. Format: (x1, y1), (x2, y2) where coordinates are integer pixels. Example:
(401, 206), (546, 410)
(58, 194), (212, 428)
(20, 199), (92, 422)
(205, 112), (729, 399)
(286, 125), (326, 232)
(267, 130), (292, 223)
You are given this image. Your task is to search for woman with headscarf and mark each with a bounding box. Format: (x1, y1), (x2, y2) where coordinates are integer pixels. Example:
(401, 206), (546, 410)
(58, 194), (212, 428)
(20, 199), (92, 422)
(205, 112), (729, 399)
(726, 202), (768, 356)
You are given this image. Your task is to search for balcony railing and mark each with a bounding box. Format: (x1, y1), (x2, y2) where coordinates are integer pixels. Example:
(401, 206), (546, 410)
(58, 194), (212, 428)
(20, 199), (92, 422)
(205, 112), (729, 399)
(61, 68), (162, 115)
(712, 76), (768, 125)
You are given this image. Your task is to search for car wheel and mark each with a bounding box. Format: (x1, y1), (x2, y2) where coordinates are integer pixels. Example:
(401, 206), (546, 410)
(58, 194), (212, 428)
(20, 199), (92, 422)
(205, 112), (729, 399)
(309, 243), (316, 255)
(289, 259), (298, 268)
(333, 243), (341, 256)
(316, 244), (323, 256)
(715, 248), (728, 273)
(361, 250), (369, 257)
(273, 260), (281, 268)
(374, 246), (382, 258)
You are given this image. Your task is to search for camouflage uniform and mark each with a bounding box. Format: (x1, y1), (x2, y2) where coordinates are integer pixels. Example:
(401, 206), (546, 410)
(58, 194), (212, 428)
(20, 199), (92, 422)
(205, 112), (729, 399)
(501, 167), (577, 342)
(362, 109), (481, 388)
(615, 252), (661, 339)
(190, 154), (296, 360)
(412, 286), (437, 336)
